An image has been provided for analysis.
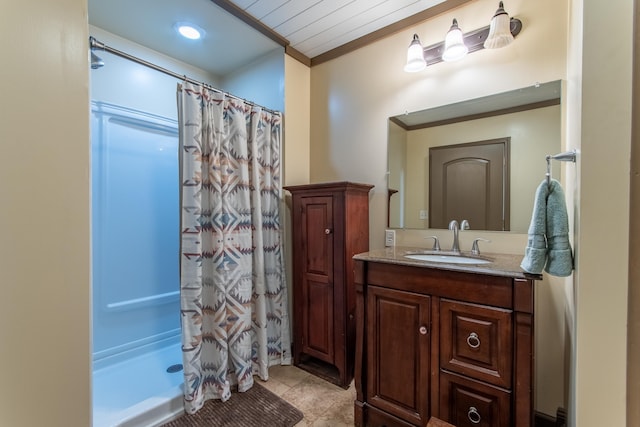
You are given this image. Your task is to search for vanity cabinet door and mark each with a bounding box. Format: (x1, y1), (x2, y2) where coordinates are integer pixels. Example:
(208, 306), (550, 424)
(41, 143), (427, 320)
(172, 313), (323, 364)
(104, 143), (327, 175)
(367, 286), (431, 426)
(439, 372), (511, 427)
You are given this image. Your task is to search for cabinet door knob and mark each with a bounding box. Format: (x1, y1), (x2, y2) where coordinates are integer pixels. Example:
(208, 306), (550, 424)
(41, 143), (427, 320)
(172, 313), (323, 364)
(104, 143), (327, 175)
(325, 228), (332, 234)
(419, 326), (428, 335)
(466, 332), (481, 349)
(468, 406), (481, 424)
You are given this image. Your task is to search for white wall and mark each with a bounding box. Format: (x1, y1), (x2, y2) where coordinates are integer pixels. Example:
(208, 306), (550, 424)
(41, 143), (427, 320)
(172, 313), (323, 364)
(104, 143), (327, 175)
(0, 0), (91, 426)
(90, 26), (220, 119)
(222, 47), (285, 113)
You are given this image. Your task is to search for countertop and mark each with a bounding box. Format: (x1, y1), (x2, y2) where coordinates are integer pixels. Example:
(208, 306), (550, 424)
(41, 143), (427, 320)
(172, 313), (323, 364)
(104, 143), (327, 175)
(353, 246), (542, 280)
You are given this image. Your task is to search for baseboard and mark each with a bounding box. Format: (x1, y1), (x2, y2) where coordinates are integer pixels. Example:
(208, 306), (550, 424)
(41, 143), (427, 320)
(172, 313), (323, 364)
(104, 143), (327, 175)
(535, 407), (566, 427)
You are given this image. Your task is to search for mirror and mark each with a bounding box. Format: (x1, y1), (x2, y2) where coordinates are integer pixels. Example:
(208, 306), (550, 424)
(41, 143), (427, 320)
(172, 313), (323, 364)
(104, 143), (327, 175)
(387, 80), (562, 233)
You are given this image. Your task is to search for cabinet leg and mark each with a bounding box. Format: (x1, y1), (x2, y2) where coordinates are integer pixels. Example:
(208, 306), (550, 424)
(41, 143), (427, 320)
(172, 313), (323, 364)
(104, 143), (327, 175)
(354, 400), (364, 426)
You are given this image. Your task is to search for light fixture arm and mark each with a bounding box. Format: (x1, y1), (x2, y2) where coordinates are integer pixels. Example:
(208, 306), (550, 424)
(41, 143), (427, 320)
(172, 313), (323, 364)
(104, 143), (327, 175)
(422, 17), (522, 66)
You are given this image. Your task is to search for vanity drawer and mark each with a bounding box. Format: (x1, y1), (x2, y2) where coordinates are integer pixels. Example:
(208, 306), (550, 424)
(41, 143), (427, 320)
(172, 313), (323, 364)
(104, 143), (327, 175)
(440, 299), (512, 388)
(439, 371), (511, 427)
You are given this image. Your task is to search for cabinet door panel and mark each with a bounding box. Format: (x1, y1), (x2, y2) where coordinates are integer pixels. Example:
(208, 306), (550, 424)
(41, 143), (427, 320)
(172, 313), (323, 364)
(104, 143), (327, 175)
(302, 197), (333, 275)
(301, 196), (334, 363)
(367, 286), (430, 425)
(303, 277), (333, 361)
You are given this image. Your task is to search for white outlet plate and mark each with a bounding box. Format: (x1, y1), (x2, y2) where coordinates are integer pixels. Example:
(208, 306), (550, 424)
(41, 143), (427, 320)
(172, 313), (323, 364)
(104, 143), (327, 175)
(385, 229), (396, 247)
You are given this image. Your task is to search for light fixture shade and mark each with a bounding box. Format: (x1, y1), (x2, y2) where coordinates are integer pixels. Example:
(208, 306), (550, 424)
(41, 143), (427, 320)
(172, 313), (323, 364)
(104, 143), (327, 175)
(484, 2), (514, 49)
(404, 34), (426, 72)
(442, 19), (468, 62)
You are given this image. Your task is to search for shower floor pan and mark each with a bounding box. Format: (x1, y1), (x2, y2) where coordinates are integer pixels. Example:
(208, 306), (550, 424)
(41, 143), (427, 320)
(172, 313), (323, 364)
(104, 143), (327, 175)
(93, 342), (184, 427)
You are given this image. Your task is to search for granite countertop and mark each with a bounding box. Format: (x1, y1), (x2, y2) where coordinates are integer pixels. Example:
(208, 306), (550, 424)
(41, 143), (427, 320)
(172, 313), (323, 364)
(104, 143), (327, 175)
(353, 246), (542, 280)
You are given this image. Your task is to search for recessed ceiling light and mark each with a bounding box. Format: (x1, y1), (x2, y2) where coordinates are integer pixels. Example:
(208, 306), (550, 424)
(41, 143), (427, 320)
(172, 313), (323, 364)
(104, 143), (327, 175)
(175, 22), (204, 40)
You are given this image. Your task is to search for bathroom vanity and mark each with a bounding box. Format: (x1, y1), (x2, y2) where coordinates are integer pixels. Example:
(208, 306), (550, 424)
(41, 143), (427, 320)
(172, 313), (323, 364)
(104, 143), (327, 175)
(353, 248), (541, 427)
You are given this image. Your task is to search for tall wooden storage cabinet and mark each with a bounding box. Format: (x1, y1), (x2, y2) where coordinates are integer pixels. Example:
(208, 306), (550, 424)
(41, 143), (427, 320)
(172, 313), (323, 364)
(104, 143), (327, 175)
(285, 182), (373, 388)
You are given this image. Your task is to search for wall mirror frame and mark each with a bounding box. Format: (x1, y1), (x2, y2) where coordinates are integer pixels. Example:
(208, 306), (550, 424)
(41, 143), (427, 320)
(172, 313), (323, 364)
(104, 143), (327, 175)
(387, 80), (562, 233)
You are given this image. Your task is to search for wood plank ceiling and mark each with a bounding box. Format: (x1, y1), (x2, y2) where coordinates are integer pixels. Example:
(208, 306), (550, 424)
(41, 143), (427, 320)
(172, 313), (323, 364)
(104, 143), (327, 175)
(218, 0), (473, 65)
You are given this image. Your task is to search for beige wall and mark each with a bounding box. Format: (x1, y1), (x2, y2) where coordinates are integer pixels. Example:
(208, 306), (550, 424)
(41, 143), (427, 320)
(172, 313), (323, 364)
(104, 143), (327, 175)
(0, 0), (91, 426)
(284, 55), (311, 187)
(310, 0), (568, 416)
(283, 54), (311, 339)
(310, 0), (568, 250)
(568, 0), (633, 426)
(628, 1), (640, 424)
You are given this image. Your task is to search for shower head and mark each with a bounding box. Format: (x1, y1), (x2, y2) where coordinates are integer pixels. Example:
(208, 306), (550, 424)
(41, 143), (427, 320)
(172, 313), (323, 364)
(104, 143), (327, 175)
(91, 51), (104, 69)
(89, 36), (105, 69)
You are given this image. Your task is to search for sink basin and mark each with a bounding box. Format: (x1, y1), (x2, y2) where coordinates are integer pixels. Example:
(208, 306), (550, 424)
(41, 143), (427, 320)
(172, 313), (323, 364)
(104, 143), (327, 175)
(404, 253), (491, 265)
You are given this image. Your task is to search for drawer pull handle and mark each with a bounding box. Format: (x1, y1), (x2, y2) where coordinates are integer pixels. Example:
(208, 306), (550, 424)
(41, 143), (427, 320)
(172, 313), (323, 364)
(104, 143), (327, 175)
(419, 326), (428, 335)
(466, 332), (481, 349)
(325, 228), (332, 234)
(468, 406), (482, 424)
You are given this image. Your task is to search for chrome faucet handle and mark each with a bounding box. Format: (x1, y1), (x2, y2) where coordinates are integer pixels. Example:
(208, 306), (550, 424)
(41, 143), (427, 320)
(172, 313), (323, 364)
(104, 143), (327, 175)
(460, 219), (470, 230)
(424, 236), (441, 251)
(471, 238), (491, 255)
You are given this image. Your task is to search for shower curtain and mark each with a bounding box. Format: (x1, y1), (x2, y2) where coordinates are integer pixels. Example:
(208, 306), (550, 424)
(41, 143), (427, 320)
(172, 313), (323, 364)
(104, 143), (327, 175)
(177, 82), (291, 414)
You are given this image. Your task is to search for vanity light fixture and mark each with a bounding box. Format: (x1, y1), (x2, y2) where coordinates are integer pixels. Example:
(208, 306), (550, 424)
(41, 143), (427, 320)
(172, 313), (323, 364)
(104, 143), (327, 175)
(484, 1), (515, 49)
(442, 19), (468, 62)
(404, 34), (427, 72)
(403, 2), (522, 72)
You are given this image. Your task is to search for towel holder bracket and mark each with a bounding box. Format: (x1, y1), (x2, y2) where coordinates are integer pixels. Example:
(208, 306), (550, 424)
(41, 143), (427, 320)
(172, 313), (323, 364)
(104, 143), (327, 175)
(545, 149), (576, 185)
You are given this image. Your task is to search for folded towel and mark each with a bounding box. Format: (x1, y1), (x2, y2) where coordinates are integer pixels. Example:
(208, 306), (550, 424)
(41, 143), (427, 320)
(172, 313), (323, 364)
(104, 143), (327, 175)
(545, 180), (573, 276)
(520, 180), (549, 274)
(520, 179), (574, 277)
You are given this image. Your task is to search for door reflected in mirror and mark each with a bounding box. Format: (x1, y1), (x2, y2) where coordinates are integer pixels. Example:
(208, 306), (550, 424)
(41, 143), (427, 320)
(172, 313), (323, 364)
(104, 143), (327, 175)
(387, 81), (562, 233)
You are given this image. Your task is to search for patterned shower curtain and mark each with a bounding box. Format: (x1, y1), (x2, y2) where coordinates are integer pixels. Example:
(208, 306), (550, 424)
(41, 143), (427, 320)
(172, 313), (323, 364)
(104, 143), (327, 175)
(177, 82), (291, 414)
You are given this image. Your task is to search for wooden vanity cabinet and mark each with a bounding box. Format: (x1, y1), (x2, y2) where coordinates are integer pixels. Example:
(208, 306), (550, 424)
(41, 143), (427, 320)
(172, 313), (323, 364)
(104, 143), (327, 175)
(354, 260), (536, 427)
(285, 182), (373, 388)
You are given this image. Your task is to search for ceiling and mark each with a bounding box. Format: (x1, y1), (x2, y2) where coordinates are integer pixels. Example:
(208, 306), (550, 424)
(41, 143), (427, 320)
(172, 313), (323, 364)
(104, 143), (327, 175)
(88, 0), (458, 77)
(226, 0), (446, 58)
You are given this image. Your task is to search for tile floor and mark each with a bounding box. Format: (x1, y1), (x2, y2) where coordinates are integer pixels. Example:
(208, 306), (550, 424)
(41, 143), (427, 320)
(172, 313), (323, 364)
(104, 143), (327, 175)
(258, 365), (356, 426)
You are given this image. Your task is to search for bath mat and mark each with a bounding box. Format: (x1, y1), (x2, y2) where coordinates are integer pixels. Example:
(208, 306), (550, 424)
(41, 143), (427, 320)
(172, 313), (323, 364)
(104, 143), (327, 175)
(161, 382), (303, 427)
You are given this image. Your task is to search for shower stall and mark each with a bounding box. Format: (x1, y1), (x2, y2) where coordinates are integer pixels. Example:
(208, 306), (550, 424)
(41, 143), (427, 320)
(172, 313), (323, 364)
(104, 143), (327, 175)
(90, 32), (189, 427)
(89, 19), (285, 423)
(91, 101), (184, 427)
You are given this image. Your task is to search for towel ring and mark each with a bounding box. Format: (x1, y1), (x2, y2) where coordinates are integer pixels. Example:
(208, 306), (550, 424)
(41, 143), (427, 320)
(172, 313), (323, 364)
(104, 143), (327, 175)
(545, 149), (577, 186)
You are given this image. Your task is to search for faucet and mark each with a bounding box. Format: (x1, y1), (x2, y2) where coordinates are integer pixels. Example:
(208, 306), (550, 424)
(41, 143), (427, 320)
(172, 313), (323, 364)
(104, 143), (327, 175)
(448, 219), (470, 252)
(471, 238), (491, 255)
(424, 235), (441, 251)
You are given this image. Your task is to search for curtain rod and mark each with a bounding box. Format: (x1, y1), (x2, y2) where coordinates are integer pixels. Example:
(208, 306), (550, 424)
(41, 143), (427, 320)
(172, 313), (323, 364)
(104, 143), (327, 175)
(89, 36), (281, 116)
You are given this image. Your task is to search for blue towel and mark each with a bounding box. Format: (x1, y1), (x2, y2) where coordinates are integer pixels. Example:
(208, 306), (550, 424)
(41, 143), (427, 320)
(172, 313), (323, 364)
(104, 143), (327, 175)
(521, 179), (574, 277)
